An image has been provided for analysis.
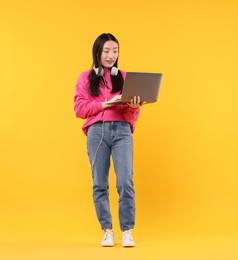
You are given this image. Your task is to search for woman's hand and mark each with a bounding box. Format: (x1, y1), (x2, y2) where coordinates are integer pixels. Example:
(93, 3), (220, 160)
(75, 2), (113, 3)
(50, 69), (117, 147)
(102, 95), (122, 109)
(127, 96), (146, 109)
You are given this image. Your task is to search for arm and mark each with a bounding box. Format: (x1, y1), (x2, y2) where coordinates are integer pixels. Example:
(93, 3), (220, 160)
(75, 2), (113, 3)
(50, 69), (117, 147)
(123, 96), (144, 122)
(123, 106), (140, 122)
(74, 73), (103, 119)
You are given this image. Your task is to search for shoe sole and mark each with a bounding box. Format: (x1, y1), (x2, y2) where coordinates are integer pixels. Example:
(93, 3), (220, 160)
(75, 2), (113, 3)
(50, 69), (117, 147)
(122, 244), (135, 247)
(101, 243), (115, 247)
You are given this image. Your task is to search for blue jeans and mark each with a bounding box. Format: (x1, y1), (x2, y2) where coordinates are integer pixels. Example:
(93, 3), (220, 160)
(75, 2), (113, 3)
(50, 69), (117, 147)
(87, 121), (135, 231)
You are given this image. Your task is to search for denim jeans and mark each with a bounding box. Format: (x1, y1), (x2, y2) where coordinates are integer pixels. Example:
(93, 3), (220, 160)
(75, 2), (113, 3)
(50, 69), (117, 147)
(87, 121), (135, 231)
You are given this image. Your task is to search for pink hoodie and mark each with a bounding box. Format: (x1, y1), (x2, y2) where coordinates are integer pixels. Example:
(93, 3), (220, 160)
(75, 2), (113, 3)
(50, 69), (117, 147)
(74, 69), (140, 135)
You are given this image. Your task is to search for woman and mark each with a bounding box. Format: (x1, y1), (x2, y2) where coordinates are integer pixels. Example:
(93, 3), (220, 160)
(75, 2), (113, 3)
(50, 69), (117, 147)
(74, 33), (143, 247)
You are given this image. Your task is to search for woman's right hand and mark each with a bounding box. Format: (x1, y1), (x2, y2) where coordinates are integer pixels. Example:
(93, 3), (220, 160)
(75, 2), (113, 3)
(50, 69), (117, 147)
(102, 95), (122, 109)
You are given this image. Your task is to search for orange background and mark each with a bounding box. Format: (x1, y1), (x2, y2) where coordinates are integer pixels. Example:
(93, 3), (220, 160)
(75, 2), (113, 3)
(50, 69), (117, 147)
(1, 0), (238, 259)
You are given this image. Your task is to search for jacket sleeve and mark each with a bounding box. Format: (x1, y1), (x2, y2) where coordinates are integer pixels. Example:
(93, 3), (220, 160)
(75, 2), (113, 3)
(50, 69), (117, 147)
(123, 106), (140, 123)
(74, 73), (103, 119)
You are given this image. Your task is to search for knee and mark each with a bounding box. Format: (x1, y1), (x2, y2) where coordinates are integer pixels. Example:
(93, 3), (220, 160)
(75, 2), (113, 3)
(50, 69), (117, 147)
(116, 179), (134, 199)
(93, 184), (109, 201)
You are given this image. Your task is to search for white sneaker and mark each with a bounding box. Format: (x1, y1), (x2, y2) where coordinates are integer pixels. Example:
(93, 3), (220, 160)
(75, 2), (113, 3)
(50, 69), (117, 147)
(122, 230), (135, 247)
(101, 229), (115, 247)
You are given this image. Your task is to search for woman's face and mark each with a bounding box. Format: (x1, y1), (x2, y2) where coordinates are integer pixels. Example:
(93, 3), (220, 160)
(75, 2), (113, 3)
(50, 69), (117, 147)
(100, 40), (119, 69)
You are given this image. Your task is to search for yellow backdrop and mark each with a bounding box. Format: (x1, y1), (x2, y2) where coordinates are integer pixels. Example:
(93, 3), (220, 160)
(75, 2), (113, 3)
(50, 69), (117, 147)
(1, 0), (238, 259)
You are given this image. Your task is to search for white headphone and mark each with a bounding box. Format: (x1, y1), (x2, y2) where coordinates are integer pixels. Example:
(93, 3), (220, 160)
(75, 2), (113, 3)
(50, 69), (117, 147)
(93, 66), (118, 76)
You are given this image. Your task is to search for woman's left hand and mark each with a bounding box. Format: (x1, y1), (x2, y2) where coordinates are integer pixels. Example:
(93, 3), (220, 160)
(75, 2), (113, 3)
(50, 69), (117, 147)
(127, 96), (146, 109)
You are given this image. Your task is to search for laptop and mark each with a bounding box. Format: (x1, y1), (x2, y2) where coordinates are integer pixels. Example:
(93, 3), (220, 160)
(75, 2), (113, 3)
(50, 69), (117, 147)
(105, 72), (162, 104)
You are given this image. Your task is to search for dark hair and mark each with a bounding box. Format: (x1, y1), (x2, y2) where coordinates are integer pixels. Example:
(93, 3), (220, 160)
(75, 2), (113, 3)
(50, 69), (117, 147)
(88, 33), (124, 96)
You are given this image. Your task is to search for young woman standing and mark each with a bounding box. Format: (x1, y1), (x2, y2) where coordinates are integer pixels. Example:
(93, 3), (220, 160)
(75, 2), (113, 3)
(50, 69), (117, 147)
(74, 33), (143, 247)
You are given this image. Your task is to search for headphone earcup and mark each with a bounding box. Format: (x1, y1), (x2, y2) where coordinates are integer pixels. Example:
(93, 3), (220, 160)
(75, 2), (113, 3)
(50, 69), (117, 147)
(93, 66), (104, 76)
(111, 66), (118, 76)
(93, 66), (99, 75)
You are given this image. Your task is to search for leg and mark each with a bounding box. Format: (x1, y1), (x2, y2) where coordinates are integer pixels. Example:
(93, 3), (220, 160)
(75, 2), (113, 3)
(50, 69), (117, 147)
(87, 123), (112, 230)
(111, 122), (135, 231)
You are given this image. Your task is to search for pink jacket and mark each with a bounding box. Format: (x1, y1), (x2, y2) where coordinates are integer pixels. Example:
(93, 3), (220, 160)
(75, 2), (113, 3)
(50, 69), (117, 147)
(74, 69), (140, 135)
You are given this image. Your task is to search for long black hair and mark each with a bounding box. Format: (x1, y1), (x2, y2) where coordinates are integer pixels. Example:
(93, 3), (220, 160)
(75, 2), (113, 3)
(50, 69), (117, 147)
(88, 33), (124, 96)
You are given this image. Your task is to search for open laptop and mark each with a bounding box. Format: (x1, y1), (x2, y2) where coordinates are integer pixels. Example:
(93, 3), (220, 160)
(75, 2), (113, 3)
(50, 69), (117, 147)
(105, 72), (162, 104)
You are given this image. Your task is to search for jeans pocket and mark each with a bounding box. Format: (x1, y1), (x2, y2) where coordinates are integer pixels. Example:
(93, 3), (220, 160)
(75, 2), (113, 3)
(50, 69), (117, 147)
(87, 124), (104, 147)
(116, 122), (132, 139)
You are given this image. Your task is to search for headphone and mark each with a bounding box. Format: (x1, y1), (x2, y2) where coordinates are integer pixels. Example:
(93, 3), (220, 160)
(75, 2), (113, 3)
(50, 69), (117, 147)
(93, 66), (118, 76)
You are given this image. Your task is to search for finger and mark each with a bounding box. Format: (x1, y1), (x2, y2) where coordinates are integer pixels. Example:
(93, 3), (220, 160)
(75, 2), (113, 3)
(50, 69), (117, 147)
(137, 96), (140, 104)
(133, 96), (136, 104)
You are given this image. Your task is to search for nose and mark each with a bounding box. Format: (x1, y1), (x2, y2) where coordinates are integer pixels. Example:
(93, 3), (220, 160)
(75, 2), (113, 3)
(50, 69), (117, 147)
(108, 51), (114, 58)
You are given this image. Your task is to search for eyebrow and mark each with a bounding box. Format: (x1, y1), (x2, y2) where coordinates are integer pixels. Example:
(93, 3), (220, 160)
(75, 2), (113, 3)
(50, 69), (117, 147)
(103, 47), (118, 50)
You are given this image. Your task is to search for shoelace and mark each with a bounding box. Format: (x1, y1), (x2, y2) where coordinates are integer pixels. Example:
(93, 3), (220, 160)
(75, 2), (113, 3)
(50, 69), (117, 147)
(103, 230), (113, 240)
(123, 230), (133, 241)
